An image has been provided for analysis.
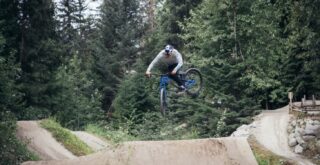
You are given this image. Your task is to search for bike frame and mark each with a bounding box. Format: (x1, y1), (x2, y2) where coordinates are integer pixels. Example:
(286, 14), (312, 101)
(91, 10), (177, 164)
(158, 73), (197, 91)
(184, 77), (196, 89)
(155, 69), (202, 115)
(159, 75), (170, 90)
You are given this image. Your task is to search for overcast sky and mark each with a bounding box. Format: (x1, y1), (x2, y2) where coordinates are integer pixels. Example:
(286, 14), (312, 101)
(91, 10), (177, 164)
(86, 0), (102, 11)
(54, 0), (103, 17)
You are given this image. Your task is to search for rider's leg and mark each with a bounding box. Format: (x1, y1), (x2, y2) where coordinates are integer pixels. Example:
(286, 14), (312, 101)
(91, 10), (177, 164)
(168, 64), (184, 89)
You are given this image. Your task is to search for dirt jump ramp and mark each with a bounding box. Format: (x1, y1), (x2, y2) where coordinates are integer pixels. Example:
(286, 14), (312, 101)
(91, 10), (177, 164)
(23, 137), (257, 165)
(17, 121), (76, 160)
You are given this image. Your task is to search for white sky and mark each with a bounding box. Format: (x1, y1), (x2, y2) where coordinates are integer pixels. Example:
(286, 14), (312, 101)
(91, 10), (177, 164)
(54, 0), (103, 17)
(86, 0), (103, 13)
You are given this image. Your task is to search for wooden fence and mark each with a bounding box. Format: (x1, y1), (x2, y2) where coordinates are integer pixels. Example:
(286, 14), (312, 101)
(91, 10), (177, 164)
(289, 93), (320, 113)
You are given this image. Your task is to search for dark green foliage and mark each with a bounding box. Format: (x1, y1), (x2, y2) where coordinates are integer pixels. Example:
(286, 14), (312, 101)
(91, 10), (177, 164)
(111, 61), (222, 139)
(51, 0), (103, 129)
(0, 111), (39, 165)
(0, 0), (63, 119)
(57, 0), (96, 63)
(0, 0), (19, 59)
(0, 55), (22, 114)
(278, 0), (320, 99)
(158, 0), (203, 49)
(93, 0), (146, 111)
(18, 38), (62, 119)
(112, 62), (157, 124)
(183, 0), (284, 113)
(169, 96), (222, 137)
(52, 55), (104, 130)
(0, 34), (38, 164)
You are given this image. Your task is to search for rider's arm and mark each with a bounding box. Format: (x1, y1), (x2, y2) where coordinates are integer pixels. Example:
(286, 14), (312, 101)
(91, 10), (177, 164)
(146, 51), (162, 73)
(172, 50), (183, 73)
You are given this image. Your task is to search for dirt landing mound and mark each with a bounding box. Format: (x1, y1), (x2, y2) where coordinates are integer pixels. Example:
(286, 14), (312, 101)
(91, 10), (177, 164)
(252, 106), (314, 165)
(16, 121), (76, 160)
(23, 137), (257, 165)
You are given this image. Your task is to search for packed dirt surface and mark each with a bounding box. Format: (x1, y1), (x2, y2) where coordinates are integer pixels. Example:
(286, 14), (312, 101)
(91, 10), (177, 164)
(19, 106), (317, 165)
(22, 137), (257, 165)
(16, 121), (76, 160)
(251, 106), (314, 165)
(72, 131), (108, 151)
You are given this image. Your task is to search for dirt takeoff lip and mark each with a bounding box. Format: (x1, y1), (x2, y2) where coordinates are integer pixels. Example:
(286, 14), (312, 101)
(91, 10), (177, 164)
(22, 137), (257, 165)
(16, 121), (76, 160)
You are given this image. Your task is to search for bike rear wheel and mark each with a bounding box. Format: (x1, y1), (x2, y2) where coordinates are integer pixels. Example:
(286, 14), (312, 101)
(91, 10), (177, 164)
(184, 68), (203, 97)
(160, 88), (167, 116)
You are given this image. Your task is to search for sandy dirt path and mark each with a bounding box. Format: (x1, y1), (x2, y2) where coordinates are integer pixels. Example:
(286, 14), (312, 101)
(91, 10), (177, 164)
(22, 137), (257, 165)
(16, 121), (76, 160)
(72, 131), (108, 151)
(252, 106), (314, 165)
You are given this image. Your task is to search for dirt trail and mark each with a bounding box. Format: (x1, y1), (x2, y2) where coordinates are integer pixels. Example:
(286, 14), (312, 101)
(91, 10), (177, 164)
(22, 137), (257, 165)
(16, 121), (76, 160)
(252, 106), (314, 165)
(72, 131), (108, 151)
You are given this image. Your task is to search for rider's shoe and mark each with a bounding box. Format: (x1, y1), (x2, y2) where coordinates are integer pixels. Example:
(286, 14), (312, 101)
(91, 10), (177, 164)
(176, 85), (186, 96)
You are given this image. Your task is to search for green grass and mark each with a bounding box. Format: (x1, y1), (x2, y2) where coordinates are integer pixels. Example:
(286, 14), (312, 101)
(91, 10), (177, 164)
(19, 141), (41, 161)
(248, 136), (295, 165)
(85, 124), (136, 144)
(40, 119), (93, 156)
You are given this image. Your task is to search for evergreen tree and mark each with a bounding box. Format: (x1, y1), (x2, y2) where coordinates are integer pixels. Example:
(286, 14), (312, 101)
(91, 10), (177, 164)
(16, 0), (62, 119)
(57, 0), (96, 63)
(52, 55), (104, 130)
(152, 0), (203, 49)
(0, 0), (20, 60)
(93, 0), (145, 111)
(278, 0), (320, 99)
(0, 28), (37, 165)
(112, 63), (157, 124)
(57, 0), (79, 57)
(129, 0), (222, 138)
(180, 0), (286, 133)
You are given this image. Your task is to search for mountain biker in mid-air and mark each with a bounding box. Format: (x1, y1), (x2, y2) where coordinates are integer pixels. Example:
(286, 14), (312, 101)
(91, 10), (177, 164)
(145, 44), (186, 91)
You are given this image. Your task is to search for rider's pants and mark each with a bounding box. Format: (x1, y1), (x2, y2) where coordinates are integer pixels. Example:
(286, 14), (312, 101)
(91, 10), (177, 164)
(168, 63), (183, 86)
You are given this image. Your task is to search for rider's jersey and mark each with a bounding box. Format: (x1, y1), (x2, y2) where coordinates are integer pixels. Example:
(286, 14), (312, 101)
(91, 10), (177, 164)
(147, 49), (183, 73)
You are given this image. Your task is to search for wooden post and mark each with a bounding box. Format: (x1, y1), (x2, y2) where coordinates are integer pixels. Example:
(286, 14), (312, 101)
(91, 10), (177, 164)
(288, 92), (293, 112)
(312, 95), (316, 106)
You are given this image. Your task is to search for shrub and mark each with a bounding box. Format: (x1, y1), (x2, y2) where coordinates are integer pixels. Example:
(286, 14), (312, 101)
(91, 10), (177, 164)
(0, 111), (39, 165)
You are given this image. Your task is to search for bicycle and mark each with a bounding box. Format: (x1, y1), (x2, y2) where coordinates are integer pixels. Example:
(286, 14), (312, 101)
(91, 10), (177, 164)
(152, 68), (203, 116)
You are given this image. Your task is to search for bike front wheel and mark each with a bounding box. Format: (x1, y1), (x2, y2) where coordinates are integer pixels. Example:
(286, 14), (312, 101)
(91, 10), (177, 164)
(185, 68), (203, 97)
(160, 88), (167, 116)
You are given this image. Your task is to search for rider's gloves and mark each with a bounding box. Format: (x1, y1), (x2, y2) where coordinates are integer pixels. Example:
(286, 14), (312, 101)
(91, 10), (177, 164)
(145, 71), (151, 78)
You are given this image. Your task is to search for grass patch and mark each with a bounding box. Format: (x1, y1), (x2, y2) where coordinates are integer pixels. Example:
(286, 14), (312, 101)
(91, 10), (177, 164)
(85, 124), (136, 144)
(17, 139), (41, 161)
(40, 119), (93, 156)
(1, 135), (40, 164)
(248, 136), (295, 165)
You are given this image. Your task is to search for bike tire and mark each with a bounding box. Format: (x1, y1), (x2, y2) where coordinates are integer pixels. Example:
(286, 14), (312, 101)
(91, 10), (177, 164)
(185, 68), (203, 97)
(160, 88), (167, 116)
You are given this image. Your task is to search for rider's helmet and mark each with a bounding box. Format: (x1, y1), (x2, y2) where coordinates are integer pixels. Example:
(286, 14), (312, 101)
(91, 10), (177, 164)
(164, 45), (173, 54)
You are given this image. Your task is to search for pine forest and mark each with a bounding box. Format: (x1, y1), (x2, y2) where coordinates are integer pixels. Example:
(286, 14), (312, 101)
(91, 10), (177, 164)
(0, 0), (319, 164)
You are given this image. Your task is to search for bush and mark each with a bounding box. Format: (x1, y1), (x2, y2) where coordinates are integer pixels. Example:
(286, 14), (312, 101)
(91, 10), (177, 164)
(0, 111), (39, 165)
